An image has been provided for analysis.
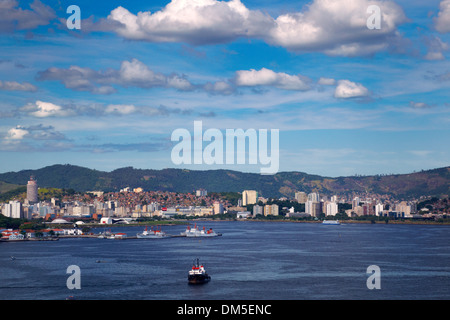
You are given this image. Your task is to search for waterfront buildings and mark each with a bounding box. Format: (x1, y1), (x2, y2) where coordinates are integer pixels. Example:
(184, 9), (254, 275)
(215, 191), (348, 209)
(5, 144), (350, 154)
(242, 190), (258, 206)
(305, 192), (321, 217)
(3, 201), (22, 219)
(295, 192), (307, 204)
(375, 203), (384, 216)
(0, 183), (445, 222)
(253, 204), (263, 216)
(325, 202), (338, 216)
(264, 204), (279, 216)
(213, 201), (224, 214)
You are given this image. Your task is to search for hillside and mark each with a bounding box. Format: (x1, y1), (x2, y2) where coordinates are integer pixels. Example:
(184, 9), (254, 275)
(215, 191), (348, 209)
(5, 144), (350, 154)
(0, 164), (448, 199)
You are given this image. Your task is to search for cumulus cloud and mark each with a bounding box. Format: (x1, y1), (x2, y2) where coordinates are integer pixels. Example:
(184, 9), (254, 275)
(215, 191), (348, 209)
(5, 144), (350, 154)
(21, 101), (75, 118)
(36, 58), (373, 98)
(334, 80), (370, 99)
(36, 58), (195, 94)
(3, 124), (66, 142)
(5, 126), (29, 140)
(19, 100), (195, 118)
(1, 124), (71, 152)
(266, 0), (407, 56)
(105, 0), (407, 57)
(0, 0), (56, 33)
(235, 68), (311, 90)
(435, 0), (450, 33)
(0, 80), (37, 92)
(107, 0), (273, 45)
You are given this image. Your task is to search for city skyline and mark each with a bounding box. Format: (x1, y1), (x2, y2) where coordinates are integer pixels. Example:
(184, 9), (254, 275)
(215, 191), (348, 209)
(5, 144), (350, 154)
(1, 0), (450, 177)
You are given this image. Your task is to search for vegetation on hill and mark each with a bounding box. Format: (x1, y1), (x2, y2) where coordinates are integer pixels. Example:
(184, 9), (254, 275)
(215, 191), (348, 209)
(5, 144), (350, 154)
(0, 164), (448, 199)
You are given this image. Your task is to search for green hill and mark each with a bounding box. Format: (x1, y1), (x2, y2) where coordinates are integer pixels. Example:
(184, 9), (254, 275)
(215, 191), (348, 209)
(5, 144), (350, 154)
(0, 164), (448, 199)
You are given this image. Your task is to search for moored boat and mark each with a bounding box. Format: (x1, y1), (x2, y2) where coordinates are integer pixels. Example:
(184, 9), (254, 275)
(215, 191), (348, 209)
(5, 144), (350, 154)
(181, 224), (221, 237)
(137, 226), (168, 238)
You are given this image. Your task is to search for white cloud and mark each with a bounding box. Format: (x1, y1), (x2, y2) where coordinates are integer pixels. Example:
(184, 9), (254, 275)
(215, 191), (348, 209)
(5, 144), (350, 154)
(105, 104), (137, 115)
(6, 126), (29, 140)
(106, 0), (406, 56)
(334, 80), (370, 99)
(0, 80), (37, 92)
(435, 0), (450, 33)
(266, 0), (406, 56)
(235, 68), (311, 90)
(37, 59), (195, 93)
(107, 0), (272, 44)
(0, 0), (55, 33)
(22, 101), (74, 118)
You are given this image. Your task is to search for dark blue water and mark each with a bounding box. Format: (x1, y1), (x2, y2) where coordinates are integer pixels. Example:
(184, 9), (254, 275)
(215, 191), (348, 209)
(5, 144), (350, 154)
(0, 221), (449, 300)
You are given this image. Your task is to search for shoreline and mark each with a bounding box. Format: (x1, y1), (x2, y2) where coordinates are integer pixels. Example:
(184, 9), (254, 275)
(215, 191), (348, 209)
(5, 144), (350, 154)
(87, 218), (450, 227)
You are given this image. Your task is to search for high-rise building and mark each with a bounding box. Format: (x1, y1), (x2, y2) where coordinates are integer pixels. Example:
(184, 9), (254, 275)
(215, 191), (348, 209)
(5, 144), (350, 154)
(308, 192), (320, 203)
(27, 176), (38, 204)
(253, 205), (263, 216)
(352, 197), (360, 210)
(306, 202), (322, 217)
(295, 192), (307, 203)
(4, 201), (22, 219)
(213, 201), (224, 214)
(264, 204), (279, 216)
(375, 203), (384, 216)
(242, 190), (258, 206)
(326, 202), (338, 216)
(305, 192), (321, 217)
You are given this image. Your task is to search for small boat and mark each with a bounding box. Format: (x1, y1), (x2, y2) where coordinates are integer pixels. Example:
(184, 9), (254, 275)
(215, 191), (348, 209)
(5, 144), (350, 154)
(98, 229), (113, 239)
(322, 220), (340, 225)
(137, 226), (168, 239)
(106, 232), (127, 239)
(188, 259), (211, 284)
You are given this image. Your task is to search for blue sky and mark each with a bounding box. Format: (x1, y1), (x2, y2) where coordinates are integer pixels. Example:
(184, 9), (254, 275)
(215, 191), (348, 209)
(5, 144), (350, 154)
(0, 0), (449, 177)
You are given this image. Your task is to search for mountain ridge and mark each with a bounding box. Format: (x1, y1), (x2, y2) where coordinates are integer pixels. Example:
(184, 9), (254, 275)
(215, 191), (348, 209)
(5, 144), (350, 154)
(0, 164), (448, 199)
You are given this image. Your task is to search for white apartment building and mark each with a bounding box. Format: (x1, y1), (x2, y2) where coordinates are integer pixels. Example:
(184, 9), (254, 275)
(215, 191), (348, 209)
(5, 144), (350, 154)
(242, 190), (258, 206)
(326, 202), (338, 216)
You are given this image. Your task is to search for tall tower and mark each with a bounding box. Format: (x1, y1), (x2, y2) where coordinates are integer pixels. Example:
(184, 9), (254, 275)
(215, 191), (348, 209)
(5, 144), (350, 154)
(27, 176), (38, 204)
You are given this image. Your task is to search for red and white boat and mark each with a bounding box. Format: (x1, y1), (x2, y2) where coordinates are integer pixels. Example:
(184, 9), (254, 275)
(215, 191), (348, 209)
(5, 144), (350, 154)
(137, 226), (168, 238)
(188, 259), (211, 284)
(181, 224), (221, 237)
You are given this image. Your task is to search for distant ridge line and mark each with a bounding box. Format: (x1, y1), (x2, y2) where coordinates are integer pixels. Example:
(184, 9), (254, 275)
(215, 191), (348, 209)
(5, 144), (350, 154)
(0, 164), (448, 199)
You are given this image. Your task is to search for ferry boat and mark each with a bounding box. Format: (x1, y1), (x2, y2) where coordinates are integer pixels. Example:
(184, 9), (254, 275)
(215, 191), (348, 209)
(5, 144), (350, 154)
(181, 224), (221, 237)
(137, 226), (168, 239)
(322, 220), (340, 225)
(188, 259), (211, 284)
